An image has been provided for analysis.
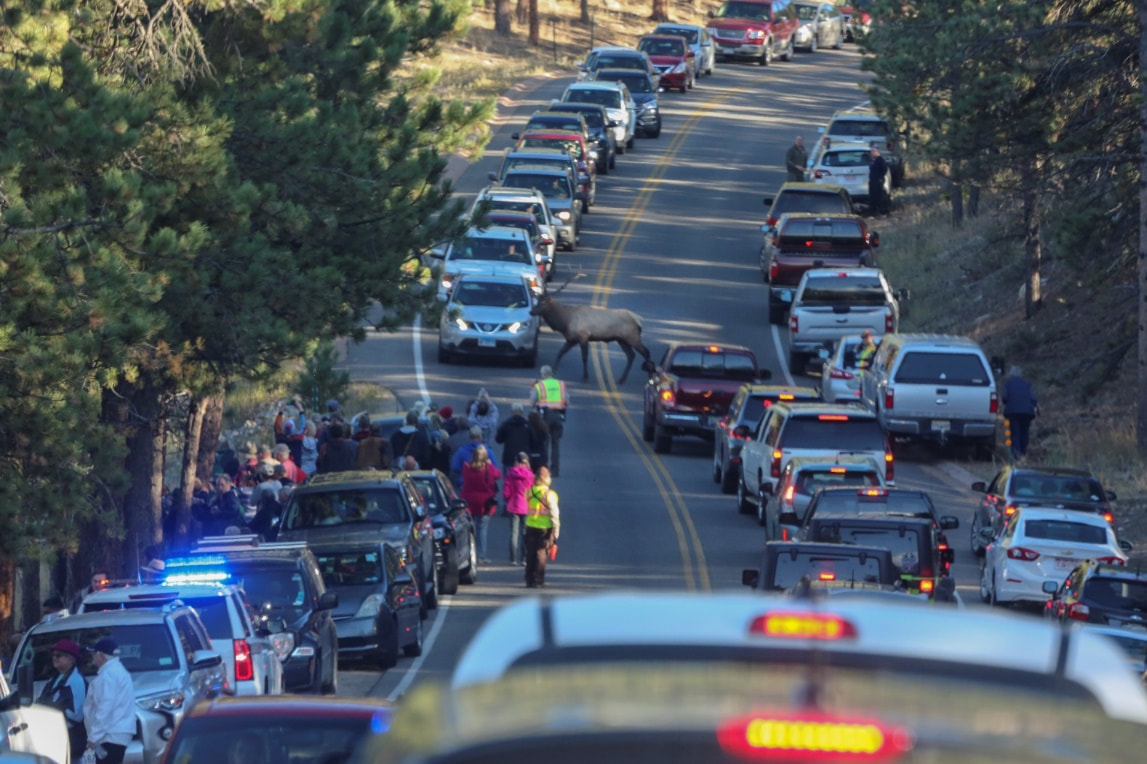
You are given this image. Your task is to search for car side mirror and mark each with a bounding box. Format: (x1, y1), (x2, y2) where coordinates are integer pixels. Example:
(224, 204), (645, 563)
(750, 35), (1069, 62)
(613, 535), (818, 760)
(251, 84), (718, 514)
(868, 232), (880, 247)
(940, 515), (960, 530)
(1119, 539), (1134, 554)
(757, 369), (773, 381)
(1041, 580), (1059, 595)
(817, 125), (826, 134)
(762, 196), (775, 207)
(896, 288), (910, 301)
(190, 650), (224, 671)
(318, 591), (339, 611)
(742, 569), (760, 588)
(487, 171), (499, 182)
(511, 132), (520, 140)
(978, 527), (996, 542)
(971, 481), (987, 493)
(575, 61), (585, 69)
(1106, 490), (1118, 500)
(817, 347), (831, 360)
(429, 246), (446, 260)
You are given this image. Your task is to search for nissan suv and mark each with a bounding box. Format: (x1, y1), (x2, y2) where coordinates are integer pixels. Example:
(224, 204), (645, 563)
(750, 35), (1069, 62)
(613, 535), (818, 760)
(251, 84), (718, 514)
(1045, 561), (1147, 629)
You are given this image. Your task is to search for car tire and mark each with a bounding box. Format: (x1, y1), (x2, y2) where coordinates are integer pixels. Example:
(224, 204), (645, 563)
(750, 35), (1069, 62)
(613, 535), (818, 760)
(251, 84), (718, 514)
(971, 517), (986, 557)
(767, 294), (786, 325)
(609, 151), (617, 169)
(809, 36), (817, 54)
(437, 345), (450, 364)
(759, 41), (772, 66)
(979, 563), (991, 604)
(721, 461), (738, 495)
(403, 617), (424, 657)
(834, 30), (844, 49)
(424, 572), (439, 611)
(649, 121), (662, 138)
(679, 80), (687, 94)
(598, 159), (608, 176)
(460, 534), (478, 584)
(712, 452), (722, 484)
(757, 491), (769, 530)
(653, 426), (672, 454)
(782, 38), (794, 61)
(789, 352), (806, 375)
(989, 572), (1005, 608)
(626, 135), (635, 149)
(320, 649), (338, 695)
(439, 544), (460, 595)
(617, 141), (625, 155)
(736, 475), (755, 515)
(376, 624), (399, 669)
(642, 409), (655, 442)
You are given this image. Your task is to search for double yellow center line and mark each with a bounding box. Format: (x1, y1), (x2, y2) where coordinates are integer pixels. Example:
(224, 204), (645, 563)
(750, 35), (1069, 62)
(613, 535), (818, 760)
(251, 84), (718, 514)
(589, 88), (742, 592)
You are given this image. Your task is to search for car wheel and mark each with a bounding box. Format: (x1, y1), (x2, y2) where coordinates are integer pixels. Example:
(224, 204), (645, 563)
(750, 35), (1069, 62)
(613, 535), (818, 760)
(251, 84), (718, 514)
(424, 570), (439, 611)
(617, 141), (625, 155)
(979, 562), (991, 604)
(653, 425), (672, 454)
(757, 492), (769, 529)
(679, 80), (687, 94)
(598, 158), (608, 176)
(782, 38), (794, 61)
(989, 572), (1005, 608)
(809, 36), (818, 54)
(320, 649), (338, 695)
(834, 31), (844, 49)
(437, 345), (450, 364)
(403, 617), (424, 657)
(712, 451), (722, 484)
(789, 352), (806, 375)
(971, 516), (985, 556)
(649, 125), (662, 138)
(767, 294), (786, 325)
(759, 41), (772, 66)
(460, 533), (478, 584)
(736, 475), (754, 515)
(609, 151), (617, 169)
(439, 544), (460, 595)
(721, 460), (738, 495)
(376, 625), (399, 669)
(626, 135), (635, 149)
(642, 408), (655, 442)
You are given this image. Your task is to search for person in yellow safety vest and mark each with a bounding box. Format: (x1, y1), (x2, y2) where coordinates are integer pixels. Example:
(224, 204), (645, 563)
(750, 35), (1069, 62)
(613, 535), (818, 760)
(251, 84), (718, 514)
(856, 330), (878, 371)
(523, 466), (560, 589)
(528, 365), (570, 478)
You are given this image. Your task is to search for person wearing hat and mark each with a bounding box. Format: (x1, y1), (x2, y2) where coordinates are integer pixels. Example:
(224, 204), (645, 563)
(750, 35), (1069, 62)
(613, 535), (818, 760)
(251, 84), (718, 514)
(39, 638), (87, 758)
(40, 595), (68, 624)
(438, 405), (458, 436)
(204, 473), (247, 537)
(856, 330), (878, 371)
(138, 558), (166, 585)
(83, 637), (134, 764)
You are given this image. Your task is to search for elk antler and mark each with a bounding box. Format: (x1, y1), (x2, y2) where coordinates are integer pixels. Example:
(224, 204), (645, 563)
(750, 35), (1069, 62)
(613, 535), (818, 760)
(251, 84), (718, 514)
(548, 269), (583, 297)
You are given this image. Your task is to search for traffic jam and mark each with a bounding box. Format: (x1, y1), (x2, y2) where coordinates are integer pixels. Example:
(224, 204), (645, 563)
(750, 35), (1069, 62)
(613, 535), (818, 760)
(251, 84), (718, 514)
(3, 1), (1146, 762)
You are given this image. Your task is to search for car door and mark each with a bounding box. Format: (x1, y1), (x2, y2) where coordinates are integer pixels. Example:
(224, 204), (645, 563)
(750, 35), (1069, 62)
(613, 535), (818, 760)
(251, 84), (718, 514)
(438, 473), (474, 560)
(403, 484), (436, 594)
(174, 614), (227, 699)
(618, 83), (637, 139)
(384, 545), (421, 635)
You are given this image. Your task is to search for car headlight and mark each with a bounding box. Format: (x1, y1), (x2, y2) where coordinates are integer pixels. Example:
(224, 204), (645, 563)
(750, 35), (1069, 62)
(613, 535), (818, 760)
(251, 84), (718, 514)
(640, 101), (659, 112)
(355, 593), (386, 619)
(269, 632), (295, 662)
(507, 321), (522, 334)
(432, 526), (446, 540)
(672, 62), (686, 73)
(556, 210), (571, 222)
(138, 691), (185, 713)
(441, 274), (454, 291)
(747, 29), (765, 40)
(608, 110), (625, 122)
(706, 27), (719, 37)
(455, 317), (470, 330)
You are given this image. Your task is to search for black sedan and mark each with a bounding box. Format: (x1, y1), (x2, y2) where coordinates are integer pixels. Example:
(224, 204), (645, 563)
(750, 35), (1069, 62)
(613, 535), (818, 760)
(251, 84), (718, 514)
(404, 469), (478, 594)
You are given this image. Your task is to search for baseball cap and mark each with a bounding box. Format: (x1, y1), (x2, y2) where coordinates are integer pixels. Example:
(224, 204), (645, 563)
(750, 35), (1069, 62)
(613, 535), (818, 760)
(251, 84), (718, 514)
(86, 637), (119, 656)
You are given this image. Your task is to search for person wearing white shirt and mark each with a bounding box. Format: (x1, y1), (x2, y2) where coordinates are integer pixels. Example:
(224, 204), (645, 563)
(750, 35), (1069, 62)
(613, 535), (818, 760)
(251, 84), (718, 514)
(83, 637), (135, 764)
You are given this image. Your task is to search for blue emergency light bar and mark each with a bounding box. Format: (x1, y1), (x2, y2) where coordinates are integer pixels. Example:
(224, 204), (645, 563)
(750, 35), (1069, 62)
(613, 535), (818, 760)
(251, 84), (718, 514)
(162, 556), (232, 586)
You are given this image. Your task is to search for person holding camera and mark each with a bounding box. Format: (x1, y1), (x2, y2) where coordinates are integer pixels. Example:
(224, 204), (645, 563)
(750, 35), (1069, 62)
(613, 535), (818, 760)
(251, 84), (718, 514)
(460, 444), (501, 563)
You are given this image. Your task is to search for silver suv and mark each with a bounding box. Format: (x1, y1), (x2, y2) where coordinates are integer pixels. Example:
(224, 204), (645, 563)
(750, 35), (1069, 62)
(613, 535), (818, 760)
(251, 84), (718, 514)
(10, 605), (228, 764)
(79, 583), (286, 697)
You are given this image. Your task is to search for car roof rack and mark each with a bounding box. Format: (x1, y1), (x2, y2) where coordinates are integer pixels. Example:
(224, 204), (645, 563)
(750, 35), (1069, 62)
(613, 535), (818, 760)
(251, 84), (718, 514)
(191, 535), (308, 552)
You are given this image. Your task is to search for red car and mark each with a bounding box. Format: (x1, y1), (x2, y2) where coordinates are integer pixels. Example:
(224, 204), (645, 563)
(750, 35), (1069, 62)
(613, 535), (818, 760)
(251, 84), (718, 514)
(636, 35), (696, 93)
(706, 0), (800, 66)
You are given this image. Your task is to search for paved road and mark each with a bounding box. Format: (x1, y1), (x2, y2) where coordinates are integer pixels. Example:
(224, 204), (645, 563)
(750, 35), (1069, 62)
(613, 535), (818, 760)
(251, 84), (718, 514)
(336, 46), (998, 700)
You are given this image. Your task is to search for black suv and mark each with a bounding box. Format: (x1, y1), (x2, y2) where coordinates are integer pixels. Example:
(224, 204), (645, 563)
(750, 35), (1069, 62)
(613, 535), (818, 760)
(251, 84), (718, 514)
(1044, 560), (1147, 628)
(712, 383), (819, 495)
(188, 537), (340, 693)
(404, 468), (478, 594)
(277, 470), (438, 617)
(800, 515), (944, 598)
(970, 466), (1117, 555)
(546, 103), (616, 172)
(742, 541), (898, 592)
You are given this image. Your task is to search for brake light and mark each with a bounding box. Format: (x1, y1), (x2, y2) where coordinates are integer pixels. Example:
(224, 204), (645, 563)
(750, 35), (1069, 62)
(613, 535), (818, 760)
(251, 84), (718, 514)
(829, 367), (854, 380)
(814, 168), (831, 179)
(818, 414), (849, 421)
(919, 579), (934, 594)
(233, 639), (254, 682)
(790, 314), (798, 334)
(804, 240), (815, 248)
(818, 572), (836, 581)
(716, 711), (912, 762)
(885, 313), (894, 332)
(771, 449), (783, 478)
(767, 215), (778, 227)
(1103, 512), (1114, 524)
(783, 484), (795, 504)
(1006, 547), (1040, 561)
(749, 612), (857, 640)
(884, 388), (894, 410)
(769, 261), (779, 281)
(884, 450), (893, 482)
(708, 345), (721, 353)
(1067, 602), (1090, 621)
(1004, 504), (1017, 516)
(778, 394), (795, 401)
(860, 489), (887, 497)
(829, 467), (847, 474)
(1095, 556), (1124, 565)
(660, 388), (675, 405)
(989, 391), (998, 414)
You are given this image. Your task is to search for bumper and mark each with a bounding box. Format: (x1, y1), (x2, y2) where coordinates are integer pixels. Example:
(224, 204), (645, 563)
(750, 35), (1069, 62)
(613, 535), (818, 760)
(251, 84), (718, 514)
(610, 125), (628, 145)
(793, 30), (815, 49)
(129, 708), (180, 764)
(882, 417), (997, 439)
(995, 563), (1058, 604)
(714, 39), (765, 58)
(637, 109), (661, 133)
(554, 221), (576, 245)
(658, 71), (687, 88)
(333, 614), (396, 655)
(657, 409), (717, 437)
(440, 326), (537, 356)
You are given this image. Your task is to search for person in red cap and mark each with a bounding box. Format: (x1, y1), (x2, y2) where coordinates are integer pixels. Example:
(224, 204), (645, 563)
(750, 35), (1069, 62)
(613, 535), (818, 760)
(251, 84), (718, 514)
(38, 639), (87, 757)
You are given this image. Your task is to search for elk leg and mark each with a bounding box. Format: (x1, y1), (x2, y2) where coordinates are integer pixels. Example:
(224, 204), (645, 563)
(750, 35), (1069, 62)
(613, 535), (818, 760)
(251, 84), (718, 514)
(634, 337), (656, 374)
(617, 341), (636, 384)
(579, 342), (590, 382)
(553, 340), (577, 374)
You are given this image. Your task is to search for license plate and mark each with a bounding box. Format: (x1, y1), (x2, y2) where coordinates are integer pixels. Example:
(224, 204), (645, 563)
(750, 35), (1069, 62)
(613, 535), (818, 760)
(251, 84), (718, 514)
(478, 339), (496, 348)
(719, 44), (736, 51)
(1055, 557), (1076, 570)
(932, 420), (950, 431)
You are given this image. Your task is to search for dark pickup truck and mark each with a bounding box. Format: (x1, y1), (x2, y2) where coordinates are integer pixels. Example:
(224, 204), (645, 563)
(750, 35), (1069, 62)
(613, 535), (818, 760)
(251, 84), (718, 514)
(642, 342), (768, 455)
(763, 212), (878, 325)
(742, 541), (899, 592)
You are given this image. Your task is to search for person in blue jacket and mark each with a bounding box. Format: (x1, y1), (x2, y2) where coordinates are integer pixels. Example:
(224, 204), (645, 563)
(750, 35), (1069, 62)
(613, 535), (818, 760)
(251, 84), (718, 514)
(1003, 365), (1039, 460)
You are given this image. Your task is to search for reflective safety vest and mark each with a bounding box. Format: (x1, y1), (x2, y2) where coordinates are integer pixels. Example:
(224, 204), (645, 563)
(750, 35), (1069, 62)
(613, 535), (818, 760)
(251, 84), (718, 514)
(526, 485), (556, 529)
(856, 343), (877, 370)
(534, 378), (567, 409)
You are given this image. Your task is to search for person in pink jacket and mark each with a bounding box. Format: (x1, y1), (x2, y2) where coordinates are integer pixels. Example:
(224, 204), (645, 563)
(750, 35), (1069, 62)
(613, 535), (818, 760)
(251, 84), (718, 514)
(502, 452), (535, 566)
(459, 445), (501, 562)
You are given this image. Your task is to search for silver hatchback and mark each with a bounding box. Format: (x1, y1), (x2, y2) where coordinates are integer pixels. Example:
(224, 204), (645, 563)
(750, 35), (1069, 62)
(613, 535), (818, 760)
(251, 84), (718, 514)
(438, 273), (540, 366)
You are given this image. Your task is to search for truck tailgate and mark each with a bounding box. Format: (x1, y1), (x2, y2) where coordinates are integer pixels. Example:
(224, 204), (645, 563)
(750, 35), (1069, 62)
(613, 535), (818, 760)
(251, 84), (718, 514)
(674, 379), (743, 415)
(792, 305), (887, 343)
(889, 383), (992, 425)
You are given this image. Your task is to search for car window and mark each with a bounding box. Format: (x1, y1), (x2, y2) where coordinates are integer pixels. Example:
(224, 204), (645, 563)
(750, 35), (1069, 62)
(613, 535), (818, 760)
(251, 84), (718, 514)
(795, 4), (819, 19)
(164, 715), (382, 764)
(770, 551), (886, 589)
(507, 157), (570, 176)
(667, 350), (757, 380)
(18, 623), (179, 680)
(829, 119), (889, 137)
(780, 417), (885, 451)
(452, 280), (530, 309)
(527, 117), (583, 133)
(1013, 474), (1105, 502)
(657, 26), (699, 43)
(1022, 519), (1109, 545)
(316, 549), (384, 586)
(596, 55), (644, 70)
(598, 71), (652, 94)
(893, 351), (990, 386)
(504, 173), (571, 199)
(1083, 577), (1147, 610)
(175, 613), (210, 658)
(773, 192), (852, 218)
(284, 487), (409, 529)
(487, 200), (546, 227)
(779, 217), (864, 242)
(796, 470), (881, 495)
(228, 562), (310, 620)
(799, 276), (886, 306)
(717, 1), (772, 21)
(822, 150), (871, 168)
(811, 491), (933, 519)
(812, 523), (926, 573)
(639, 38), (684, 57)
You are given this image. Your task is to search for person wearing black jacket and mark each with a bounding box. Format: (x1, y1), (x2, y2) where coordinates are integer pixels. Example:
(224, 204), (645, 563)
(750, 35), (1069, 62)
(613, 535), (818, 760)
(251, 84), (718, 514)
(39, 639), (87, 759)
(868, 145), (890, 215)
(318, 423), (359, 473)
(495, 403), (532, 468)
(389, 411), (431, 469)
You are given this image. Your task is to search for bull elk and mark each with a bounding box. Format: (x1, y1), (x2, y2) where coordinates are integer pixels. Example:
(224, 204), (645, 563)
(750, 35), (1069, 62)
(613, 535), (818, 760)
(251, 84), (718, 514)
(530, 287), (654, 384)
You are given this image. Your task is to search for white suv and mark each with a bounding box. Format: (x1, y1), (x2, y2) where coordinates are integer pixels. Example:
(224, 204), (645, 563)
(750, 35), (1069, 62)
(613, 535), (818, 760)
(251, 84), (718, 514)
(80, 582), (286, 696)
(0, 671), (69, 762)
(432, 226), (544, 300)
(559, 82), (636, 152)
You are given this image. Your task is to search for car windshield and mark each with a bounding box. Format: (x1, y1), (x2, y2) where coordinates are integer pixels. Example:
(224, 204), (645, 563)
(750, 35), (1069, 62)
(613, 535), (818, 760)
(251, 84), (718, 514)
(639, 38), (684, 57)
(811, 523), (926, 573)
(450, 236), (532, 264)
(770, 551), (886, 589)
(893, 351), (991, 386)
(84, 596), (233, 640)
(795, 4), (819, 20)
(799, 276), (887, 306)
(781, 418), (885, 451)
(1010, 474), (1105, 502)
(527, 117), (583, 132)
(1022, 519), (1109, 545)
(829, 119), (890, 137)
(595, 55), (645, 70)
(718, 1), (772, 20)
(504, 173), (571, 199)
(668, 350), (757, 381)
(19, 624), (178, 680)
(565, 88), (621, 108)
(796, 470), (881, 495)
(1083, 578), (1147, 612)
(598, 71), (652, 94)
(452, 280), (530, 309)
(507, 158), (570, 176)
(657, 26), (698, 43)
(822, 149), (872, 168)
(316, 549), (384, 587)
(283, 488), (408, 529)
(227, 562), (309, 620)
(165, 714), (383, 764)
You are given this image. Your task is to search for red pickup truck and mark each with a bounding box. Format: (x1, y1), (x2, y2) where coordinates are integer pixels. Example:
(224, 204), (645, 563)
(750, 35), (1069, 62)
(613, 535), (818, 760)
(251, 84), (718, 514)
(706, 0), (799, 66)
(643, 343), (769, 454)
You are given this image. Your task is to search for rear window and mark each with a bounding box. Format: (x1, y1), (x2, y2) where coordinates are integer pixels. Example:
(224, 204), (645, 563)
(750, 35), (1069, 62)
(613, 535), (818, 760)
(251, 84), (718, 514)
(822, 149), (872, 168)
(829, 119), (889, 138)
(780, 417), (885, 451)
(504, 173), (571, 199)
(598, 71), (653, 94)
(812, 491), (934, 519)
(595, 55), (645, 71)
(798, 276), (886, 306)
(639, 38), (685, 56)
(487, 200), (545, 225)
(776, 218), (863, 251)
(1022, 519), (1109, 545)
(227, 562), (309, 620)
(795, 469), (881, 495)
(657, 26), (699, 43)
(668, 350), (757, 381)
(506, 157), (569, 176)
(1083, 578), (1147, 611)
(811, 523), (927, 573)
(565, 89), (621, 108)
(283, 488), (409, 529)
(518, 137), (584, 160)
(556, 108), (604, 127)
(893, 351), (990, 386)
(316, 549), (383, 587)
(1010, 474), (1105, 502)
(770, 550), (887, 589)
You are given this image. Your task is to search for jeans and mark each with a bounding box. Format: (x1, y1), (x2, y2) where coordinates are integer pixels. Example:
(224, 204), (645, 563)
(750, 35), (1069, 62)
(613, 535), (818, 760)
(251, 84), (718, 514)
(543, 409), (565, 476)
(524, 526), (554, 587)
(474, 514), (491, 559)
(508, 513), (527, 563)
(1008, 413), (1034, 458)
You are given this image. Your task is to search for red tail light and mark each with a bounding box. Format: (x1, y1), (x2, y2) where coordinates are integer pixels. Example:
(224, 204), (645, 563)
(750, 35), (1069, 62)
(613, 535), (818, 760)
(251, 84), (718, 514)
(233, 639), (254, 682)
(919, 579), (934, 594)
(771, 449), (783, 478)
(989, 391), (998, 414)
(814, 168), (831, 179)
(884, 450), (894, 482)
(885, 312), (894, 332)
(769, 261), (779, 281)
(884, 388), (894, 410)
(829, 367), (854, 380)
(1095, 556), (1124, 565)
(1006, 547), (1040, 561)
(1067, 602), (1090, 621)
(1103, 512), (1114, 524)
(789, 315), (798, 334)
(749, 612), (857, 640)
(767, 216), (778, 228)
(783, 484), (795, 504)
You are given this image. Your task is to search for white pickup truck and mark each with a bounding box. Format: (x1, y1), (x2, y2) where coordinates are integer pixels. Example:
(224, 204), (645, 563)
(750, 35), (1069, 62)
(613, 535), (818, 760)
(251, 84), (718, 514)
(0, 668), (70, 763)
(787, 268), (905, 373)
